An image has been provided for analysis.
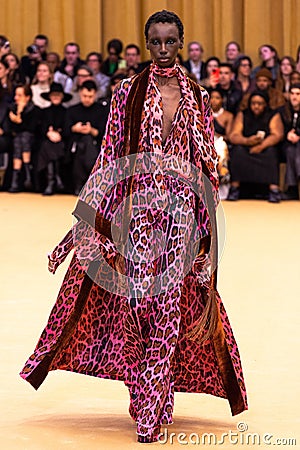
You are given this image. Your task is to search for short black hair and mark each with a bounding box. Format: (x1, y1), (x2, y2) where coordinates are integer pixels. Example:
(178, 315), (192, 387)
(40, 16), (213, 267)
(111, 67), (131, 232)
(219, 62), (233, 71)
(107, 39), (123, 55)
(80, 80), (97, 91)
(125, 44), (140, 55)
(86, 51), (103, 63)
(289, 82), (300, 91)
(35, 34), (48, 44)
(144, 10), (184, 40)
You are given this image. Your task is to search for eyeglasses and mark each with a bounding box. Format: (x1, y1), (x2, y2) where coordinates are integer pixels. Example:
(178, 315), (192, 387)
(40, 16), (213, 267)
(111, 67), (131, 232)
(240, 63), (251, 67)
(66, 51), (78, 55)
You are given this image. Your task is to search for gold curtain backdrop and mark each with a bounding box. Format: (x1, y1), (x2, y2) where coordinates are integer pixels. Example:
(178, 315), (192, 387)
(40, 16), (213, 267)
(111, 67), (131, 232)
(1, 0), (300, 65)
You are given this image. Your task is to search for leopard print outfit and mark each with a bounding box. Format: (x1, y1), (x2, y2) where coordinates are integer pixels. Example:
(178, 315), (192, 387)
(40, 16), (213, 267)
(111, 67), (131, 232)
(20, 64), (248, 442)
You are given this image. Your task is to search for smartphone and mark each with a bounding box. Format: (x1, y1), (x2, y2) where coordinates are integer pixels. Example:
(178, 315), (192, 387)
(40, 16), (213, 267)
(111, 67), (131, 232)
(118, 59), (127, 70)
(256, 130), (266, 139)
(212, 68), (220, 83)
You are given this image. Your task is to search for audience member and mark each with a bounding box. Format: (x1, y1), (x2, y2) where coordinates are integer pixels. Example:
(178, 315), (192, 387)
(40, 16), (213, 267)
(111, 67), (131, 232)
(86, 52), (110, 98)
(54, 42), (84, 91)
(239, 68), (286, 111)
(31, 62), (52, 108)
(0, 59), (14, 104)
(275, 56), (296, 100)
(233, 55), (256, 94)
(252, 44), (280, 84)
(0, 94), (12, 187)
(37, 82), (72, 195)
(8, 84), (40, 192)
(200, 56), (220, 89)
(228, 90), (284, 202)
(210, 87), (233, 199)
(101, 39), (125, 76)
(20, 34), (48, 82)
(290, 70), (300, 85)
(183, 41), (206, 82)
(2, 53), (26, 87)
(65, 65), (95, 107)
(278, 84), (300, 200)
(65, 80), (109, 194)
(295, 45), (300, 73)
(46, 52), (61, 74)
(225, 41), (241, 65)
(216, 63), (243, 115)
(0, 36), (11, 59)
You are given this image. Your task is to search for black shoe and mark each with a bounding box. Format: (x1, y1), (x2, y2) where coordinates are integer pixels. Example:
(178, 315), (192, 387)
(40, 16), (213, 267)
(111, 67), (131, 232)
(268, 189), (281, 203)
(43, 181), (55, 196)
(227, 186), (240, 201)
(281, 187), (299, 200)
(8, 170), (21, 192)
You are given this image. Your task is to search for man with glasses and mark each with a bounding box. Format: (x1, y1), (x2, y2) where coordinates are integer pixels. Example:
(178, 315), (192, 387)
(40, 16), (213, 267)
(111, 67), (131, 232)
(86, 52), (110, 98)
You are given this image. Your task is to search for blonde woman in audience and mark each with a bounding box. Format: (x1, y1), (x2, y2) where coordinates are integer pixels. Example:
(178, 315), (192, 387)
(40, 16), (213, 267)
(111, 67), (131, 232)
(30, 62), (52, 109)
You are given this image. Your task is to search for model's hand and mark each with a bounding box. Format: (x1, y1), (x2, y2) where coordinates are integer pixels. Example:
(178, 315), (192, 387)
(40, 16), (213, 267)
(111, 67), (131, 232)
(249, 144), (264, 154)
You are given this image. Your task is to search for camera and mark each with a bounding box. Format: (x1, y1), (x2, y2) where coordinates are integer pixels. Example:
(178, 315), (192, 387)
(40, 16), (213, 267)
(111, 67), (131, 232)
(27, 44), (39, 54)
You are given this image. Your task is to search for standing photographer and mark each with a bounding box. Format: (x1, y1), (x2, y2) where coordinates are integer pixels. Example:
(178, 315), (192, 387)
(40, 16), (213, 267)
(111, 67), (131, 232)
(20, 34), (48, 82)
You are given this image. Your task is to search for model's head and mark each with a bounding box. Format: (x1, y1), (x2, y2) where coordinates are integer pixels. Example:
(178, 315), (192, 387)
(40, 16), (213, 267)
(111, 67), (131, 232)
(145, 10), (184, 68)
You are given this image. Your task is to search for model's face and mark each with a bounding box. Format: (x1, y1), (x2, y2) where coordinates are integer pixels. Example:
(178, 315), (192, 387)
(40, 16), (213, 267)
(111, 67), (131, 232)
(36, 64), (51, 82)
(259, 46), (275, 62)
(210, 91), (223, 111)
(239, 59), (251, 77)
(290, 88), (300, 109)
(280, 58), (293, 76)
(256, 76), (271, 91)
(226, 44), (239, 61)
(80, 87), (96, 107)
(146, 22), (183, 68)
(250, 95), (266, 116)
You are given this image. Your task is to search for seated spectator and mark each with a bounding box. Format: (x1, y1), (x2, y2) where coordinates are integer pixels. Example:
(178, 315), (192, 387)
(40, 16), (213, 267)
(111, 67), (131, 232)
(65, 80), (109, 194)
(278, 84), (300, 200)
(65, 65), (95, 107)
(295, 45), (300, 73)
(0, 94), (12, 188)
(275, 56), (296, 100)
(183, 41), (206, 83)
(251, 44), (280, 84)
(123, 44), (140, 73)
(20, 34), (48, 82)
(216, 63), (243, 115)
(290, 70), (300, 85)
(210, 88), (233, 199)
(228, 91), (284, 202)
(37, 82), (72, 195)
(31, 62), (52, 109)
(0, 36), (11, 59)
(54, 42), (84, 92)
(225, 41), (241, 65)
(8, 84), (40, 192)
(86, 52), (110, 98)
(239, 68), (286, 111)
(102, 39), (125, 76)
(199, 56), (220, 89)
(2, 53), (26, 87)
(0, 59), (14, 104)
(233, 55), (256, 94)
(46, 52), (61, 74)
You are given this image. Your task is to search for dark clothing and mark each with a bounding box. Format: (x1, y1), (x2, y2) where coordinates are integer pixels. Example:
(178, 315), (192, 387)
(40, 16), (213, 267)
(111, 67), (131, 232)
(20, 53), (47, 82)
(183, 60), (206, 81)
(216, 81), (243, 115)
(278, 103), (300, 186)
(214, 118), (226, 136)
(57, 58), (85, 79)
(8, 101), (40, 159)
(65, 101), (110, 192)
(101, 57), (124, 77)
(37, 104), (67, 172)
(230, 108), (279, 184)
(0, 102), (11, 154)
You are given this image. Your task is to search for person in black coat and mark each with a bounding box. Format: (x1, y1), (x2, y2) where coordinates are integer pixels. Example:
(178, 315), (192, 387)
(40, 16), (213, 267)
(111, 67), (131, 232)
(8, 84), (40, 192)
(37, 82), (72, 195)
(65, 80), (109, 195)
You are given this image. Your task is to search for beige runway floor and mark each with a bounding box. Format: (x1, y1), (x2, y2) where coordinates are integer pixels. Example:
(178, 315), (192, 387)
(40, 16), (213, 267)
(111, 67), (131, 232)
(0, 192), (299, 449)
